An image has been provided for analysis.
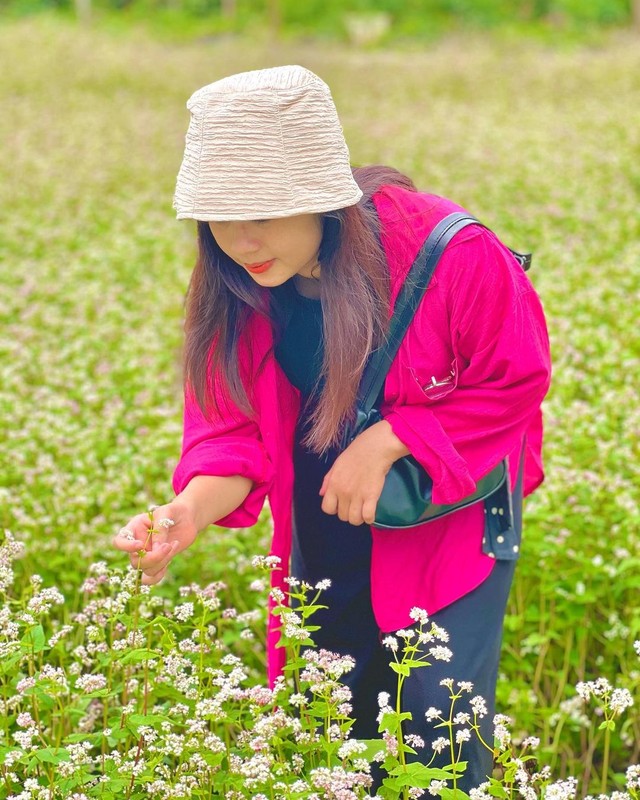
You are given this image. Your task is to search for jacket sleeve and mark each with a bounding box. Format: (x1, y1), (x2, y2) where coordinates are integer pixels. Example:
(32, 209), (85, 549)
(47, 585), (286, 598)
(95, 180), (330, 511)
(172, 386), (274, 528)
(382, 228), (551, 506)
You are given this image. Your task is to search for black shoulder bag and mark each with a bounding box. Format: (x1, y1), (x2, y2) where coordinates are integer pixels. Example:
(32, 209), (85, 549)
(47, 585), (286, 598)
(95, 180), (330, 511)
(342, 212), (531, 530)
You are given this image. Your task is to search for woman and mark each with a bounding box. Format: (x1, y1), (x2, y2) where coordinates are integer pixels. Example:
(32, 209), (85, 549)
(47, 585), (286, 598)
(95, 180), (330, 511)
(114, 65), (551, 788)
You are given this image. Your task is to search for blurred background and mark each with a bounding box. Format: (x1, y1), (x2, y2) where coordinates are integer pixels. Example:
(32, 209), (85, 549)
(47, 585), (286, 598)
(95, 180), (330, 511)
(2, 0), (640, 43)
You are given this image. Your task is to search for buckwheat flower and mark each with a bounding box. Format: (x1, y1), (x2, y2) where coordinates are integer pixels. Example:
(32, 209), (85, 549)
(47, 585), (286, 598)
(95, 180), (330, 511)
(431, 624), (449, 642)
(576, 682), (592, 701)
(453, 711), (471, 725)
(270, 587), (285, 603)
(16, 676), (36, 694)
(27, 587), (65, 613)
(431, 737), (450, 754)
(16, 712), (35, 728)
(338, 739), (367, 759)
(383, 730), (399, 756)
(429, 646), (453, 661)
(406, 734), (425, 749)
(610, 688), (634, 715)
(284, 576), (300, 587)
(455, 728), (472, 744)
(469, 782), (491, 800)
(315, 578), (331, 590)
(544, 777), (578, 800)
(157, 518), (175, 529)
(410, 607), (429, 625)
(493, 715), (512, 749)
(425, 706), (442, 721)
(439, 678), (454, 690)
(626, 765), (640, 790)
(378, 691), (391, 709)
(76, 673), (107, 693)
(594, 677), (612, 696)
(470, 695), (488, 717)
(382, 635), (398, 652)
(520, 786), (537, 800)
(249, 578), (267, 592)
(290, 692), (308, 707)
(252, 555), (281, 570)
(522, 736), (540, 750)
(457, 681), (474, 692)
(13, 726), (38, 749)
(428, 780), (448, 796)
(397, 628), (416, 640)
(174, 602), (195, 622)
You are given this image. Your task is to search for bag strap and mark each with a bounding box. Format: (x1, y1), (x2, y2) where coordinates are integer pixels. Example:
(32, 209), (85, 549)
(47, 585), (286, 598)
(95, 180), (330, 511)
(356, 212), (480, 416)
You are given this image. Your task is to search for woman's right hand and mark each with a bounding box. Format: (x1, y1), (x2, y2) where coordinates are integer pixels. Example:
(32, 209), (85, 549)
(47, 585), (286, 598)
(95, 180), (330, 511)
(112, 501), (198, 585)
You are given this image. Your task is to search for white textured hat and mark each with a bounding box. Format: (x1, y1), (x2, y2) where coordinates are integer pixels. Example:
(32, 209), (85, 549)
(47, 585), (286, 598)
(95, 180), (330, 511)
(173, 65), (363, 221)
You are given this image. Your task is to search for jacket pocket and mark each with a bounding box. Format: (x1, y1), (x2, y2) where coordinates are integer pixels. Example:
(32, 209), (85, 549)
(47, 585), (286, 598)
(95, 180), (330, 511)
(409, 357), (459, 402)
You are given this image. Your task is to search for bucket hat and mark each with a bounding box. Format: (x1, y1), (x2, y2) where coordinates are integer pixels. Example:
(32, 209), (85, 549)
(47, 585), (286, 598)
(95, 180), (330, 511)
(173, 65), (363, 221)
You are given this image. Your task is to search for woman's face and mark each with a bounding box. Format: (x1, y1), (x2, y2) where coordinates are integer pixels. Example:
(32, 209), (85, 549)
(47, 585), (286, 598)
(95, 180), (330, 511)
(208, 213), (323, 287)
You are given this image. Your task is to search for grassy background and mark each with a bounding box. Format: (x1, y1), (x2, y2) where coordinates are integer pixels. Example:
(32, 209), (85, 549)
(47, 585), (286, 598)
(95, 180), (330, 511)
(1, 17), (639, 788)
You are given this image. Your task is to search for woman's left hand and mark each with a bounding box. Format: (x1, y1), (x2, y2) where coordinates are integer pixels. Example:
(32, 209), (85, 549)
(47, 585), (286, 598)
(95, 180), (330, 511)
(320, 420), (410, 526)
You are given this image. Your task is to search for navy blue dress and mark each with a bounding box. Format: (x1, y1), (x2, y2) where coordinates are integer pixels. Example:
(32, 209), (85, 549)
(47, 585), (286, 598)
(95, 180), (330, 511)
(271, 280), (522, 789)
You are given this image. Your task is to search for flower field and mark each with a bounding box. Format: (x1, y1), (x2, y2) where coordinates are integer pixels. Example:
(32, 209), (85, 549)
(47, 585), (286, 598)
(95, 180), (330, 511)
(0, 17), (639, 799)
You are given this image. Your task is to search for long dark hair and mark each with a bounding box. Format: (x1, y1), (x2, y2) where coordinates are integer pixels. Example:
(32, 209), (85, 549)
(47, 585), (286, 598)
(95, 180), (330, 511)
(183, 165), (417, 453)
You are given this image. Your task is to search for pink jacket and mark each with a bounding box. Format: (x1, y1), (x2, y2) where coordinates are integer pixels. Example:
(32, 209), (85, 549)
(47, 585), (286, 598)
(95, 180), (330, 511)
(173, 186), (552, 685)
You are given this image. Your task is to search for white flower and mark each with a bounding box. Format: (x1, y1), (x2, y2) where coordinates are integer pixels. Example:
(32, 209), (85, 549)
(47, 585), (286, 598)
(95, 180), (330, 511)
(544, 777), (578, 800)
(315, 579), (331, 591)
(409, 607), (429, 625)
(382, 635), (398, 652)
(455, 728), (471, 744)
(470, 695), (488, 718)
(337, 739), (367, 759)
(469, 783), (492, 800)
(610, 688), (633, 715)
(75, 674), (107, 693)
(428, 780), (448, 796)
(425, 706), (442, 721)
(429, 646), (453, 662)
(174, 602), (195, 622)
(626, 765), (640, 790)
(377, 691), (391, 709)
(457, 681), (474, 692)
(431, 736), (450, 754)
(252, 555), (281, 570)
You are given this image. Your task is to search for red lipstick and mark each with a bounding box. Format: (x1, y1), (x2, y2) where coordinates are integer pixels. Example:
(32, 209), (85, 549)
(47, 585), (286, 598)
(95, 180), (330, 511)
(245, 259), (275, 274)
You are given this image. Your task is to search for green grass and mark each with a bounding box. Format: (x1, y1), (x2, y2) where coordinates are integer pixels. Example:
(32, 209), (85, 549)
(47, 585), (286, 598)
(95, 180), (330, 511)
(1, 16), (639, 792)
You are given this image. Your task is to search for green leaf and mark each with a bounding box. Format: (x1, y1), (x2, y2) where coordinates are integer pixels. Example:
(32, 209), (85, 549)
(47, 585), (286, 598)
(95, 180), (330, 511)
(29, 746), (70, 765)
(440, 789), (471, 800)
(389, 662), (411, 677)
(354, 738), (385, 761)
(119, 648), (160, 664)
(21, 624), (46, 653)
